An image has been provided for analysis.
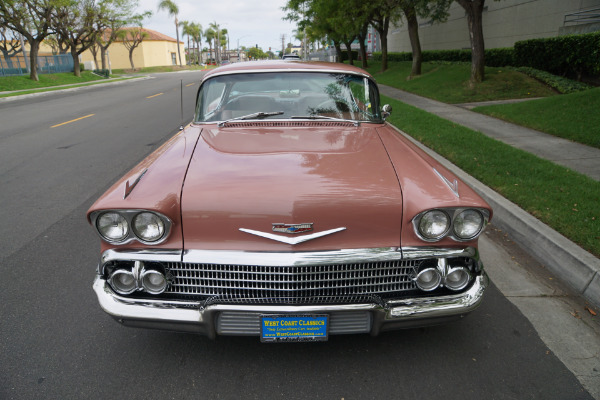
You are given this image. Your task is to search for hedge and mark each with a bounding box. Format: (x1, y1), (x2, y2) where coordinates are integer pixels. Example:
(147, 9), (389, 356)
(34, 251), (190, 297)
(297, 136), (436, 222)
(371, 31), (600, 79)
(514, 32), (600, 79)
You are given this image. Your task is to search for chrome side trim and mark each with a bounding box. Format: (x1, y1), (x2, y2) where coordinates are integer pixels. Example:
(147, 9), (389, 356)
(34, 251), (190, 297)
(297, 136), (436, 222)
(239, 227), (346, 245)
(99, 246), (480, 268)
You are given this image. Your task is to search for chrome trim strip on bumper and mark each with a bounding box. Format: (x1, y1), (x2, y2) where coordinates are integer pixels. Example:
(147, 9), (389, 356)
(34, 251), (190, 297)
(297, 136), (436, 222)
(99, 246), (478, 268)
(92, 273), (488, 337)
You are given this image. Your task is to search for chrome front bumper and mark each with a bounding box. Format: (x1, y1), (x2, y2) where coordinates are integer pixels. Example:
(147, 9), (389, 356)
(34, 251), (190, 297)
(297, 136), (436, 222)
(92, 272), (489, 338)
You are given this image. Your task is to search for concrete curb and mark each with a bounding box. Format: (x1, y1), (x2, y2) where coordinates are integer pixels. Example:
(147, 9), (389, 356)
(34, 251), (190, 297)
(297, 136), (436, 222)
(390, 124), (600, 307)
(0, 75), (152, 103)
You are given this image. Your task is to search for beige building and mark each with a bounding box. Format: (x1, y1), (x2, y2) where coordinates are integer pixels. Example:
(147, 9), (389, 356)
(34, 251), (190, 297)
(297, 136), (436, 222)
(80, 28), (185, 70)
(388, 0), (600, 52)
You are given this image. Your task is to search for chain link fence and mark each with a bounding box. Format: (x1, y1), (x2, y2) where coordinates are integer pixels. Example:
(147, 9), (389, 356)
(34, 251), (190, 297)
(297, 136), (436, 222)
(0, 54), (74, 76)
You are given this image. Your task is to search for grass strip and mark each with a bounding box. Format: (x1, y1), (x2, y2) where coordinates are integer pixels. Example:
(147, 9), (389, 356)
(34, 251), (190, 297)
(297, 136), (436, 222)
(0, 71), (107, 92)
(473, 87), (600, 149)
(383, 95), (600, 257)
(365, 61), (556, 104)
(0, 77), (134, 98)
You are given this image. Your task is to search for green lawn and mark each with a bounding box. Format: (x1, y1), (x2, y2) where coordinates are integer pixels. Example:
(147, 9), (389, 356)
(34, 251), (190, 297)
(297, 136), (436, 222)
(473, 87), (600, 149)
(0, 71), (107, 92)
(384, 95), (600, 257)
(364, 61), (556, 104)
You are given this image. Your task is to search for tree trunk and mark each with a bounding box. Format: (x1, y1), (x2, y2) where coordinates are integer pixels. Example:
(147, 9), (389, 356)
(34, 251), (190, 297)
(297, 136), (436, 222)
(343, 40), (354, 65)
(456, 0), (486, 83)
(71, 46), (80, 77)
(357, 24), (368, 69)
(129, 49), (135, 70)
(100, 47), (107, 70)
(333, 41), (342, 63)
(175, 19), (182, 66)
(404, 6), (422, 78)
(28, 40), (40, 81)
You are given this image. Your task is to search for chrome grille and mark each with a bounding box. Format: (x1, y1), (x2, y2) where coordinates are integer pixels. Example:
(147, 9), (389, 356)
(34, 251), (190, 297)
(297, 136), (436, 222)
(163, 260), (420, 304)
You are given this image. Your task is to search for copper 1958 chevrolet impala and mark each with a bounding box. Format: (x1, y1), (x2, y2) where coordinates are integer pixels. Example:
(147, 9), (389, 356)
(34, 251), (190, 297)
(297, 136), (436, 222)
(88, 61), (492, 342)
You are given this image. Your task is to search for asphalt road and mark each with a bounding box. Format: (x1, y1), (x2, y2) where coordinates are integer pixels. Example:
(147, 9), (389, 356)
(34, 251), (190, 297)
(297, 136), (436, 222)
(0, 71), (594, 399)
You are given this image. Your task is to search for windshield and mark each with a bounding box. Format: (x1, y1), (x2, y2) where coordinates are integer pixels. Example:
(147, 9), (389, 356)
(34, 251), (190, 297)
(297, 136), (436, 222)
(195, 72), (382, 123)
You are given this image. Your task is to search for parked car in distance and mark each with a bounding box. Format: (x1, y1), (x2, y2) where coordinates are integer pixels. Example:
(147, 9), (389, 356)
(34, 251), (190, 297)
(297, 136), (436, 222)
(88, 60), (492, 342)
(282, 53), (301, 60)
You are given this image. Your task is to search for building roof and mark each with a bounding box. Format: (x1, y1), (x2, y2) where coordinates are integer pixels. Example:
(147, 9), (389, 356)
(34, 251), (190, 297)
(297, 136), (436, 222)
(107, 27), (183, 44)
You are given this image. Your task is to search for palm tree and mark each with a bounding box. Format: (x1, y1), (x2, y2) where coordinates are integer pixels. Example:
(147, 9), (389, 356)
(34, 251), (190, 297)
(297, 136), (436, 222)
(190, 22), (203, 64)
(204, 28), (215, 64)
(179, 20), (192, 64)
(158, 0), (182, 66)
(208, 22), (220, 63)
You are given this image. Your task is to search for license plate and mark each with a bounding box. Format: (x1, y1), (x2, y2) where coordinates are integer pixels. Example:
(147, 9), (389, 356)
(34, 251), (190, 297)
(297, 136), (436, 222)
(260, 314), (329, 342)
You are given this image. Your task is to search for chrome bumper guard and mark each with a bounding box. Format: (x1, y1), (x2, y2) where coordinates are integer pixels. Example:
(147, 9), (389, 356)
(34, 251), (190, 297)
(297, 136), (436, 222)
(93, 271), (488, 337)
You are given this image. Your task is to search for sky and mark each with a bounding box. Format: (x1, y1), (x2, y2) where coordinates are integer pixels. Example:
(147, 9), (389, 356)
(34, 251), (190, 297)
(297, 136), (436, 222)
(136, 0), (299, 54)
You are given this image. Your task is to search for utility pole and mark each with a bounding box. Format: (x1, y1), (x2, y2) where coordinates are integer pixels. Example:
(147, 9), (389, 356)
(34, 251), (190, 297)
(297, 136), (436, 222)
(280, 34), (286, 57)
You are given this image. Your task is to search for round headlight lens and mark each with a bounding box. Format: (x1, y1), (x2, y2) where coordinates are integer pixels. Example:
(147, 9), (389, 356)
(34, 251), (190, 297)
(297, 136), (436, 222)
(109, 270), (137, 294)
(97, 212), (129, 242)
(445, 267), (471, 291)
(415, 267), (442, 291)
(133, 212), (165, 242)
(453, 209), (484, 240)
(418, 210), (450, 240)
(141, 269), (168, 294)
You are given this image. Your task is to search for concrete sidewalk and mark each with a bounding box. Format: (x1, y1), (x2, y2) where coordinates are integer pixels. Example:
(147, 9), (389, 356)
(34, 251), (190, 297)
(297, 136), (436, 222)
(379, 85), (600, 181)
(381, 85), (600, 307)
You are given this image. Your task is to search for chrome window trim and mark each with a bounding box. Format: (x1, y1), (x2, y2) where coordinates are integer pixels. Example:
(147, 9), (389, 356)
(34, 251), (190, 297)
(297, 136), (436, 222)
(203, 67), (373, 81)
(90, 210), (172, 246)
(99, 246), (479, 269)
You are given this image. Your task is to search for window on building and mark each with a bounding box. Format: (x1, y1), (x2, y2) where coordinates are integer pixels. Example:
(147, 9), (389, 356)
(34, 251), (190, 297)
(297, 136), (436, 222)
(171, 53), (177, 65)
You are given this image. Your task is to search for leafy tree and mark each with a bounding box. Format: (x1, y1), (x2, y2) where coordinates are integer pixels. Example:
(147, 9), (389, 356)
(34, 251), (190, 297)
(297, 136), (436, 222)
(0, 27), (22, 69)
(158, 0), (182, 66)
(118, 22), (148, 69)
(0, 0), (58, 81)
(52, 0), (105, 77)
(369, 0), (402, 72)
(97, 0), (146, 70)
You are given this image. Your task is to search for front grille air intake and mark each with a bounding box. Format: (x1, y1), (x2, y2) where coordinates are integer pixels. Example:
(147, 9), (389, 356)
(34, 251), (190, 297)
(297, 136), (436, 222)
(162, 260), (420, 304)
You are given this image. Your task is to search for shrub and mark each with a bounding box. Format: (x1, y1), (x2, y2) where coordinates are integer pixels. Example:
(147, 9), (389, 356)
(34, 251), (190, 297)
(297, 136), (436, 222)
(372, 48), (513, 66)
(93, 69), (110, 78)
(341, 50), (359, 62)
(514, 67), (592, 93)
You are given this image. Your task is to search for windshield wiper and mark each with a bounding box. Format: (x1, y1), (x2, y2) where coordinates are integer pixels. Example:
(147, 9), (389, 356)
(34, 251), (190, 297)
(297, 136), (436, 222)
(218, 111), (284, 127)
(290, 115), (360, 126)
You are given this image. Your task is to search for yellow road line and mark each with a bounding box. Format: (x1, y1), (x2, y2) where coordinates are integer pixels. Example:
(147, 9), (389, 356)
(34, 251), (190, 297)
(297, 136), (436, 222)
(185, 83), (195, 87)
(51, 114), (95, 128)
(146, 92), (164, 98)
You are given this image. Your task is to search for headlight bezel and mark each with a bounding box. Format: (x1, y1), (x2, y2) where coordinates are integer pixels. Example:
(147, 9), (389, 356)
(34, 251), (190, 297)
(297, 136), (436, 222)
(91, 210), (172, 245)
(413, 207), (489, 242)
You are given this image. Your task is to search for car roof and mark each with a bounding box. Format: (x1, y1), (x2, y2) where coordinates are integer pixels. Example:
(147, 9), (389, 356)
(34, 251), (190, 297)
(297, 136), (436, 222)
(202, 60), (373, 82)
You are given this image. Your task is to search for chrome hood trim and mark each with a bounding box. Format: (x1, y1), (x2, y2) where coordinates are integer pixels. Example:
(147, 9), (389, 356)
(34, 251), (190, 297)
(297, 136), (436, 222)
(239, 227), (346, 245)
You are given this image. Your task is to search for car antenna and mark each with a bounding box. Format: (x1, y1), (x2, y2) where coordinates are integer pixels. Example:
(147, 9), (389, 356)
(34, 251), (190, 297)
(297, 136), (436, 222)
(179, 79), (184, 130)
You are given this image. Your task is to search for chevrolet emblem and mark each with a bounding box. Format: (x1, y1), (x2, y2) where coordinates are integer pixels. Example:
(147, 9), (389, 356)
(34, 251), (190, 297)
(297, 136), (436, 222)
(272, 223), (313, 234)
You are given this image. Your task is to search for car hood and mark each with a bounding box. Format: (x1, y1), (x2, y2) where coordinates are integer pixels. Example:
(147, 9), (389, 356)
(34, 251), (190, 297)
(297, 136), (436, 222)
(181, 123), (404, 251)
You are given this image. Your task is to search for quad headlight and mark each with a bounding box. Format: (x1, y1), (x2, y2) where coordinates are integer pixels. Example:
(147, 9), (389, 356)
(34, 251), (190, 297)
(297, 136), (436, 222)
(92, 210), (171, 244)
(417, 210), (451, 240)
(453, 209), (485, 240)
(413, 208), (489, 242)
(96, 212), (129, 242)
(133, 212), (165, 242)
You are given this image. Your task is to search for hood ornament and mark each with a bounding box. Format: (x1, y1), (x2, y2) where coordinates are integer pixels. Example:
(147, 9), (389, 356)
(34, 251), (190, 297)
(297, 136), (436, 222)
(239, 224), (345, 245)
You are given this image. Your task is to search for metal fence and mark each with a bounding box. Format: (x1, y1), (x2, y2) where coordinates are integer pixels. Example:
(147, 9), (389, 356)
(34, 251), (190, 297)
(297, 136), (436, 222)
(0, 54), (74, 76)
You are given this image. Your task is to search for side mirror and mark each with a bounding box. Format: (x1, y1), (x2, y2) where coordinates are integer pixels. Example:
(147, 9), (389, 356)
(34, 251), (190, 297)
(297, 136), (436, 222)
(382, 104), (392, 120)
